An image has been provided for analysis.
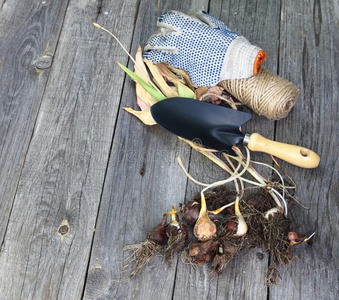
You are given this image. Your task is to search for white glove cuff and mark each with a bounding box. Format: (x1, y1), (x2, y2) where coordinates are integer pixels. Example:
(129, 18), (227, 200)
(220, 36), (263, 81)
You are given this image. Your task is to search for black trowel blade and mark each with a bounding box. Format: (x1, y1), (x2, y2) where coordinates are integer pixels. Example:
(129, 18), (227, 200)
(151, 97), (252, 155)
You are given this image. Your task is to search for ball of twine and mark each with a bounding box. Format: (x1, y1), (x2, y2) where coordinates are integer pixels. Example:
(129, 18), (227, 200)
(219, 66), (300, 120)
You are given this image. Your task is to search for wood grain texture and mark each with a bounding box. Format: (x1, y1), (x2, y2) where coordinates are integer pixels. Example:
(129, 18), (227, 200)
(270, 0), (339, 299)
(0, 0), (140, 299)
(0, 0), (69, 246)
(0, 0), (337, 299)
(83, 1), (210, 299)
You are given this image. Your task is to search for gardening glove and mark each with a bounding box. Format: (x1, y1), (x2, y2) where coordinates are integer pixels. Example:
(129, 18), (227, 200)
(144, 11), (266, 87)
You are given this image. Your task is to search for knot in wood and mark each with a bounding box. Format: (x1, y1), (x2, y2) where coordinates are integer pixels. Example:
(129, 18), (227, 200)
(35, 54), (53, 70)
(58, 224), (69, 235)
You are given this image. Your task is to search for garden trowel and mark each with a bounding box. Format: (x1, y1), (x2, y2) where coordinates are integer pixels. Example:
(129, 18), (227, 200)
(151, 97), (320, 168)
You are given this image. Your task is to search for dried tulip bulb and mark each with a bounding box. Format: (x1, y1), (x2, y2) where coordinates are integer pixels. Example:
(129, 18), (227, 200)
(193, 194), (217, 241)
(164, 206), (189, 266)
(287, 231), (301, 243)
(224, 219), (238, 234)
(188, 240), (220, 264)
(146, 214), (168, 244)
(182, 201), (201, 225)
(166, 206), (189, 241)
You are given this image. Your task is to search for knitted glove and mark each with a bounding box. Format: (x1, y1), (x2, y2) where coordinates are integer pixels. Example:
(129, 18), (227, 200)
(144, 11), (266, 87)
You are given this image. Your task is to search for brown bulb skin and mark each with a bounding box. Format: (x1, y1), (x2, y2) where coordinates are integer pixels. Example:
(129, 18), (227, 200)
(179, 223), (189, 241)
(166, 222), (189, 241)
(189, 240), (219, 264)
(224, 219), (238, 234)
(207, 212), (217, 221)
(183, 201), (201, 225)
(287, 231), (300, 242)
(211, 254), (226, 271)
(147, 214), (167, 245)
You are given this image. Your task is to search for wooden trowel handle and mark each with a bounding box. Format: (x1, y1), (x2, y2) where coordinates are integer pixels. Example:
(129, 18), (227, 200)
(246, 133), (320, 168)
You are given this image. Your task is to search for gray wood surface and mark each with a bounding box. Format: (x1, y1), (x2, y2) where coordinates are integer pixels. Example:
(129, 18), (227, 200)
(0, 0), (69, 246)
(0, 0), (338, 299)
(270, 0), (339, 299)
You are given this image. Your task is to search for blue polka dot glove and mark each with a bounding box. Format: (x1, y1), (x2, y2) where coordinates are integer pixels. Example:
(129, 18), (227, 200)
(144, 11), (266, 87)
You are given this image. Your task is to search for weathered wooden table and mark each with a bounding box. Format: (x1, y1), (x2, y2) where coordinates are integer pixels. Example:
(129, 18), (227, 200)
(0, 0), (338, 299)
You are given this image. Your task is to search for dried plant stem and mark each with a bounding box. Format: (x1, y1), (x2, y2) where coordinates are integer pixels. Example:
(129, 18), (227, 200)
(200, 146), (251, 198)
(228, 152), (287, 213)
(224, 154), (245, 199)
(92, 22), (160, 92)
(180, 138), (288, 215)
(177, 156), (209, 187)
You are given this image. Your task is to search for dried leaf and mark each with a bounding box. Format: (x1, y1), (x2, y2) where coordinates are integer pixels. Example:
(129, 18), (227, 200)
(195, 87), (209, 100)
(134, 47), (160, 110)
(144, 59), (178, 98)
(134, 46), (151, 82)
(136, 84), (157, 109)
(166, 64), (195, 90)
(123, 107), (157, 125)
(156, 63), (185, 84)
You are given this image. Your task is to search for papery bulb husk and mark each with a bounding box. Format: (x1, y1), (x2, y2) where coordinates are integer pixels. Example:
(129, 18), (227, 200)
(287, 231), (304, 244)
(211, 254), (228, 273)
(183, 200), (221, 225)
(166, 222), (189, 241)
(188, 239), (220, 264)
(183, 201), (201, 225)
(207, 212), (218, 222)
(224, 219), (238, 234)
(193, 211), (217, 241)
(147, 214), (167, 244)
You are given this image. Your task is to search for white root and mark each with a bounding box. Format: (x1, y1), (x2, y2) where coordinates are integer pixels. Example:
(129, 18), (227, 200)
(264, 207), (283, 219)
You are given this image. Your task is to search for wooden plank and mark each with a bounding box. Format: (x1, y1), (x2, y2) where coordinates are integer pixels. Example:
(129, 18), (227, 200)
(0, 0), (69, 244)
(173, 1), (282, 299)
(270, 0), (339, 299)
(83, 1), (210, 299)
(0, 1), (140, 299)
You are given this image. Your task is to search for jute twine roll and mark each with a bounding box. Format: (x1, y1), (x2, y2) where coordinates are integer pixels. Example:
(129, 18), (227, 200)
(219, 66), (300, 120)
